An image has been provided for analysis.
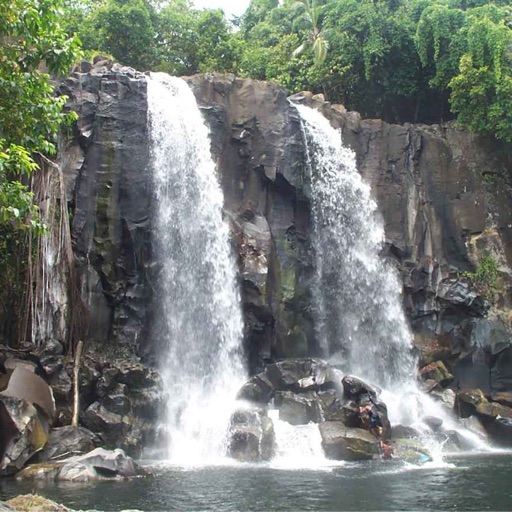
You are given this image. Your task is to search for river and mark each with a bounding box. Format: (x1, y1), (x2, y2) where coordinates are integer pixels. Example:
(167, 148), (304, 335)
(1, 452), (511, 511)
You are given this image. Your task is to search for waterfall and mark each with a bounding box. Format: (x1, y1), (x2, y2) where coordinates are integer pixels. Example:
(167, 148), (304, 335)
(296, 105), (488, 447)
(268, 410), (329, 468)
(147, 73), (246, 464)
(297, 104), (416, 391)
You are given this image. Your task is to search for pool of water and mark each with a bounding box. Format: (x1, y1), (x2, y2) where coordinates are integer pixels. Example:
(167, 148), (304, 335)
(1, 452), (511, 511)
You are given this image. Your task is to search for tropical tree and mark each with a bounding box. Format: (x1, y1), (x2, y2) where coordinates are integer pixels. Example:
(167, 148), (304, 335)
(291, 0), (329, 66)
(0, 0), (80, 226)
(449, 7), (512, 141)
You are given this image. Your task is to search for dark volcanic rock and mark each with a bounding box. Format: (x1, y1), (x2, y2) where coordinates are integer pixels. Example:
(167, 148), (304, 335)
(0, 397), (50, 476)
(274, 391), (322, 425)
(53, 64), (512, 399)
(454, 388), (512, 445)
(33, 426), (101, 462)
(228, 407), (275, 462)
(341, 375), (380, 401)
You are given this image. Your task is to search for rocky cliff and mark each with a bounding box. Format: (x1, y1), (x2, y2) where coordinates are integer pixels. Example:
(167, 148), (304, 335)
(58, 61), (512, 394)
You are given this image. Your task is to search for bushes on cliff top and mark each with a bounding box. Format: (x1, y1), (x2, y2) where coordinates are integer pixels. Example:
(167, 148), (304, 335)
(64, 0), (512, 142)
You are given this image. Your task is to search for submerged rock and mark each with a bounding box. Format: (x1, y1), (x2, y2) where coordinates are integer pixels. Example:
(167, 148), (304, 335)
(392, 438), (431, 463)
(6, 494), (69, 511)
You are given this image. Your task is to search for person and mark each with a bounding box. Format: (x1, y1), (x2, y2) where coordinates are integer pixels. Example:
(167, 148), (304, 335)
(381, 441), (393, 459)
(359, 403), (383, 440)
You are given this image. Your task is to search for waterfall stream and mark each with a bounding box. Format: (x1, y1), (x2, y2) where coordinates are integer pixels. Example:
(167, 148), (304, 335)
(296, 104), (488, 448)
(147, 73), (246, 464)
(297, 104), (416, 390)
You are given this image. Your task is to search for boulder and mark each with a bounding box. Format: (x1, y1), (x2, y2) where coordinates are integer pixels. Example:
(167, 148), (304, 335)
(429, 388), (456, 409)
(454, 389), (512, 419)
(460, 415), (488, 439)
(33, 426), (101, 462)
(81, 401), (128, 446)
(423, 416), (443, 431)
(341, 375), (380, 402)
(0, 397), (50, 476)
(274, 391), (321, 425)
(0, 366), (55, 419)
(319, 421), (377, 460)
(228, 407), (275, 462)
(266, 358), (336, 392)
(236, 373), (274, 404)
(316, 390), (353, 423)
(419, 361), (454, 388)
(490, 391), (512, 408)
(392, 424), (421, 439)
(455, 388), (512, 445)
(17, 447), (146, 481)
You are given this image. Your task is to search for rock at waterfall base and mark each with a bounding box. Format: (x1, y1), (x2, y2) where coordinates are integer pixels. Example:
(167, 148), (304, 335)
(274, 391), (321, 425)
(319, 422), (377, 460)
(33, 426), (101, 463)
(228, 407), (275, 462)
(16, 447), (146, 481)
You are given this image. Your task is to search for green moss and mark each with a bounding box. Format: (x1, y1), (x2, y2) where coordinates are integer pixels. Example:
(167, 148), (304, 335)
(461, 254), (499, 297)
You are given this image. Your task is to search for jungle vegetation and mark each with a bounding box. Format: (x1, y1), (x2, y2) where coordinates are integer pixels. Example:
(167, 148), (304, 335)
(64, 0), (512, 141)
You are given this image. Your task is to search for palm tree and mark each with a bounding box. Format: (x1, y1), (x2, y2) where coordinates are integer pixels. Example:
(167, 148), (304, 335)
(291, 0), (329, 66)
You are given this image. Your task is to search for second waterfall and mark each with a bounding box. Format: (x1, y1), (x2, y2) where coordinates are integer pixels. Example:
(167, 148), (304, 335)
(297, 104), (419, 424)
(147, 73), (246, 464)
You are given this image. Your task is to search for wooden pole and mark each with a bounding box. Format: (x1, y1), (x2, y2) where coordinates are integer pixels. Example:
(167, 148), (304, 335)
(71, 339), (84, 427)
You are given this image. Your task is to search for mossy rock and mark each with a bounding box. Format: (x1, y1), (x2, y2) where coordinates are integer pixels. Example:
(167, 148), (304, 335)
(6, 494), (70, 511)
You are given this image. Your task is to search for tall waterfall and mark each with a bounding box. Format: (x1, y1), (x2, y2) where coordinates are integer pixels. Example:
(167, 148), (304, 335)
(297, 105), (416, 389)
(296, 105), (491, 449)
(147, 73), (246, 463)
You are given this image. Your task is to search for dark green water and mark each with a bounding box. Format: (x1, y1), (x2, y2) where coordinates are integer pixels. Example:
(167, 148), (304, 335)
(1, 453), (511, 511)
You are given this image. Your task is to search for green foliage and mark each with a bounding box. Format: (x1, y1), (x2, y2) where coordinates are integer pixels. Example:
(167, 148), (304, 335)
(291, 0), (329, 66)
(462, 255), (499, 296)
(0, 0), (81, 228)
(63, 0), (512, 139)
(449, 7), (512, 141)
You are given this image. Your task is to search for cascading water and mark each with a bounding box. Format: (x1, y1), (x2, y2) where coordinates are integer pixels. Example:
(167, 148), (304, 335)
(297, 105), (416, 391)
(147, 73), (246, 464)
(296, 104), (488, 448)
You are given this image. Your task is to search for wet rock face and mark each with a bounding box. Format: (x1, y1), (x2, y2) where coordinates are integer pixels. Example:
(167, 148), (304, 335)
(228, 406), (275, 462)
(60, 65), (512, 389)
(59, 62), (152, 354)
